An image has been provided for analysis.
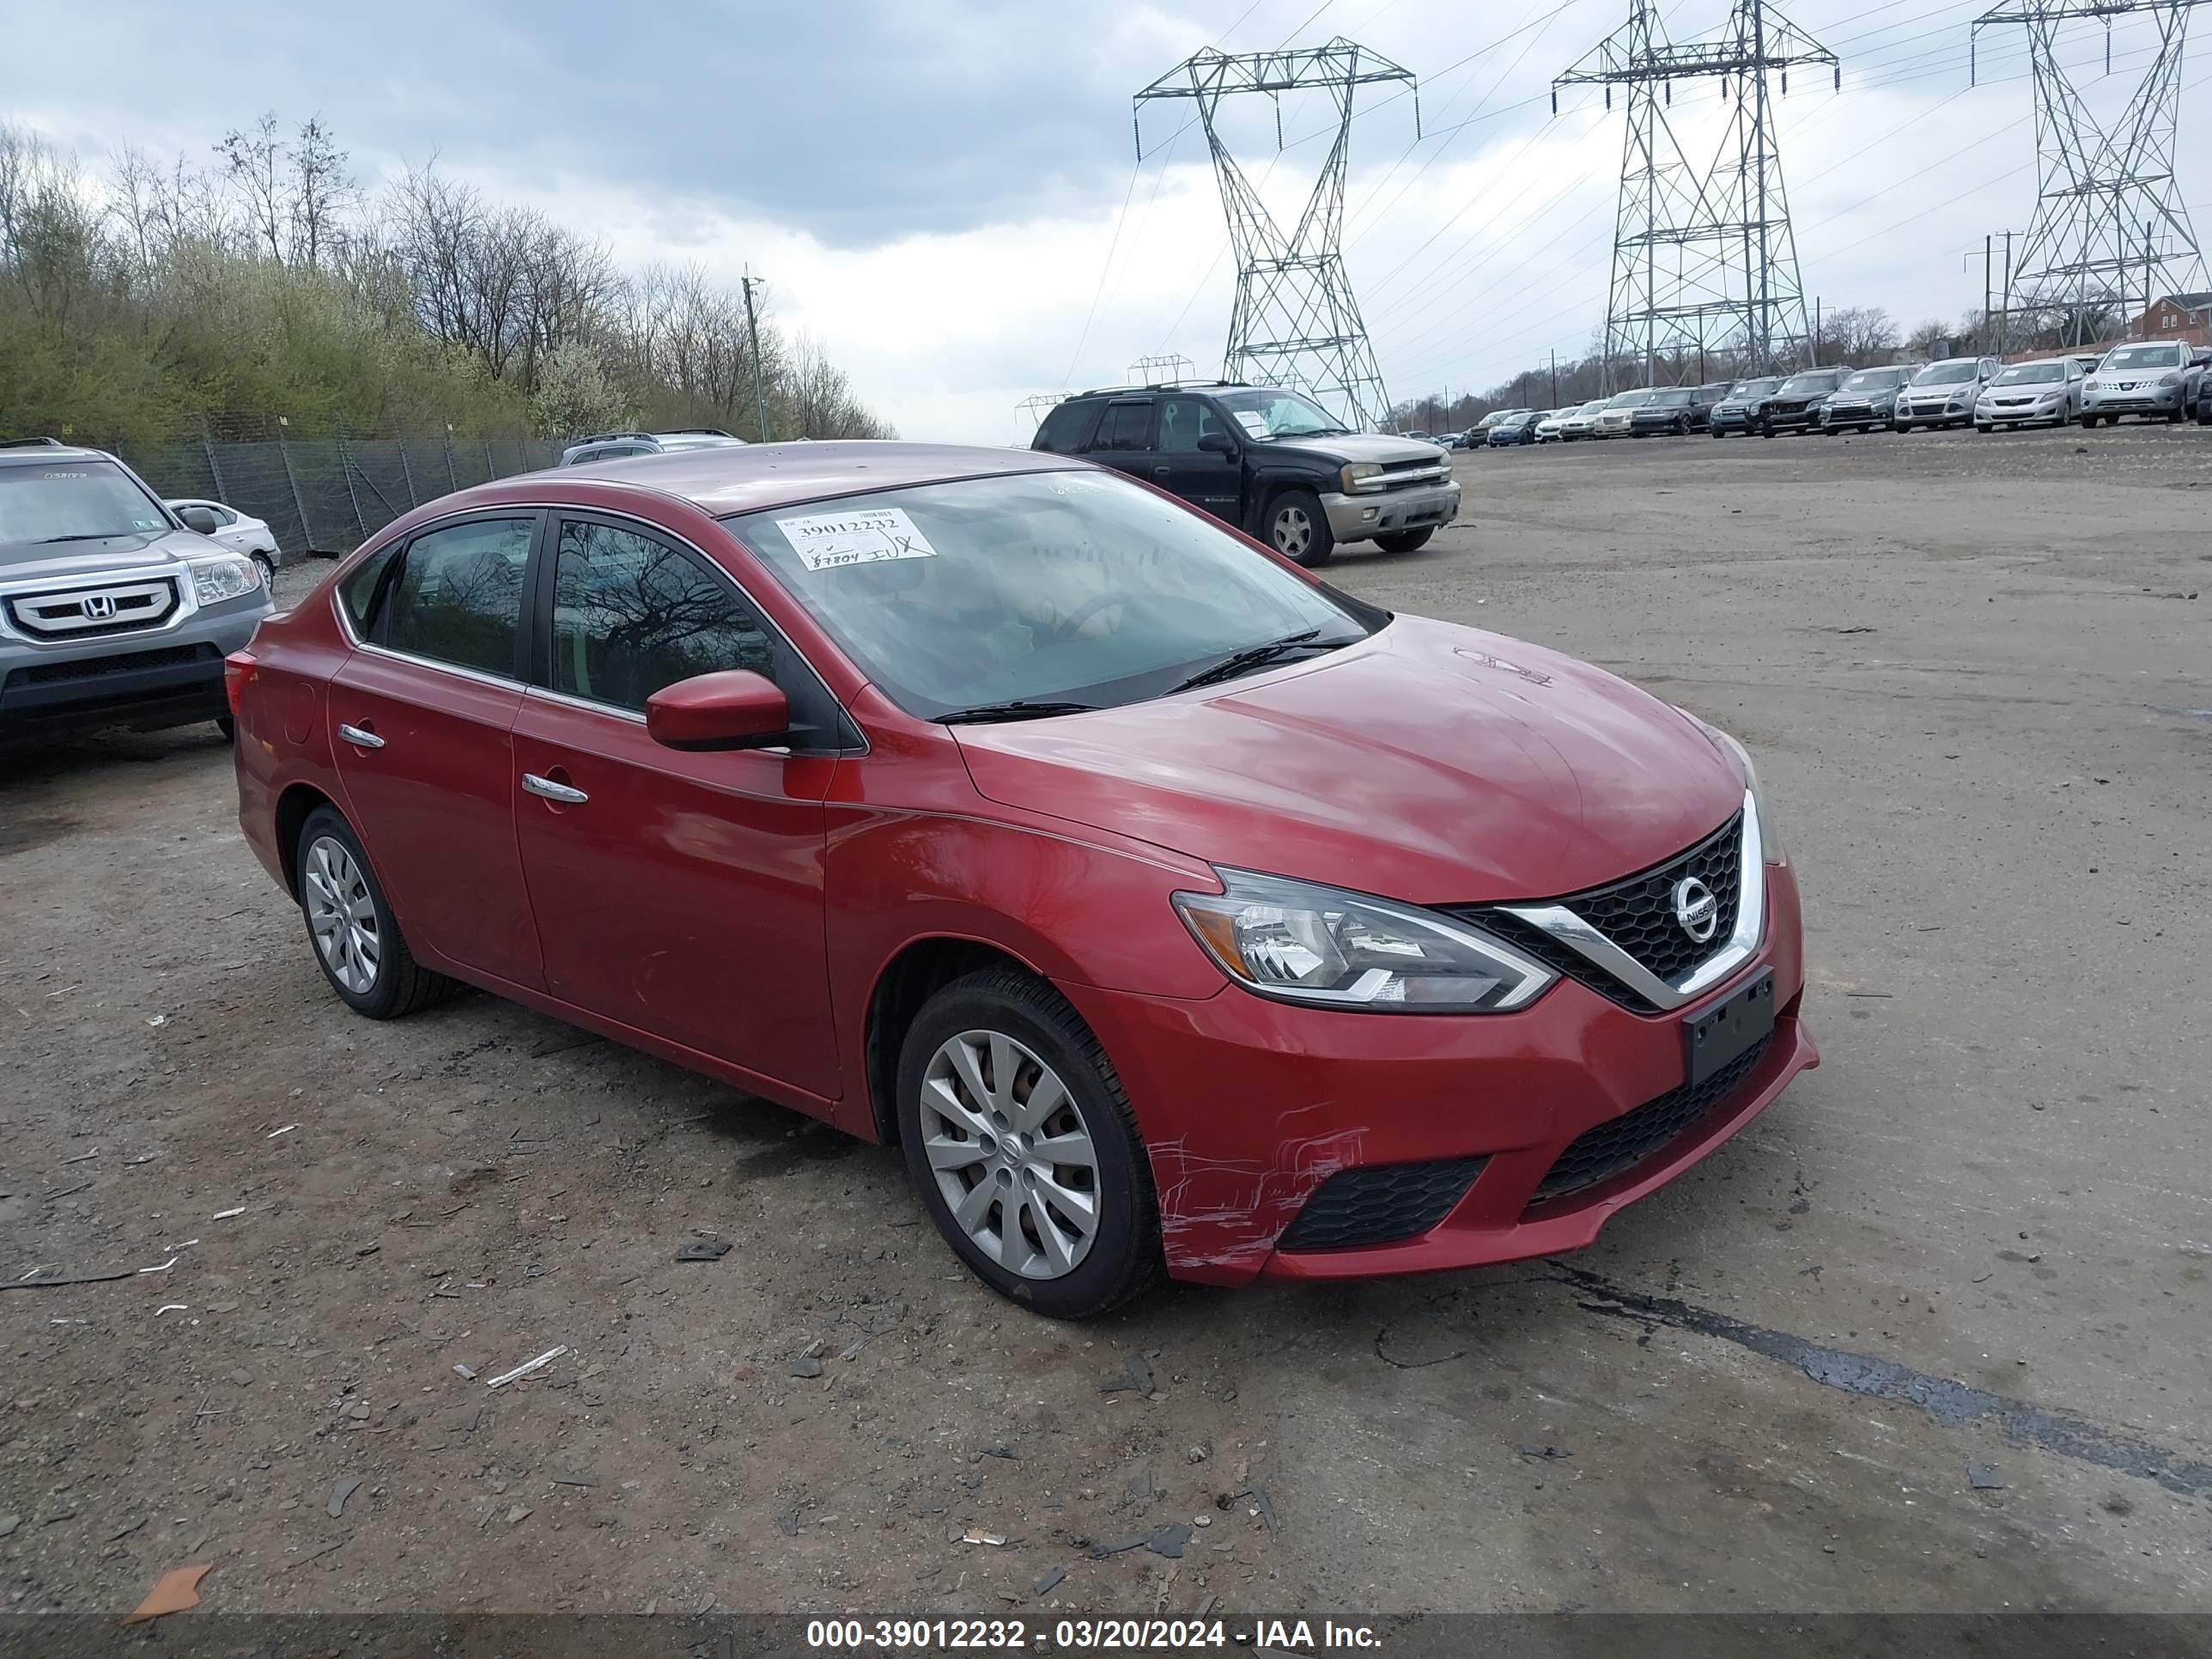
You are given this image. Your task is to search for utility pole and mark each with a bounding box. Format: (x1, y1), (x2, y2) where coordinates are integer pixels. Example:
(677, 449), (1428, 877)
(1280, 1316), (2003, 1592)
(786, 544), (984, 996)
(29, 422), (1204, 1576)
(741, 268), (771, 442)
(1135, 39), (1418, 431)
(1556, 0), (1838, 380)
(1813, 295), (1821, 363)
(1550, 350), (1559, 404)
(2000, 229), (2014, 354)
(1984, 234), (1994, 351)
(1972, 0), (2209, 355)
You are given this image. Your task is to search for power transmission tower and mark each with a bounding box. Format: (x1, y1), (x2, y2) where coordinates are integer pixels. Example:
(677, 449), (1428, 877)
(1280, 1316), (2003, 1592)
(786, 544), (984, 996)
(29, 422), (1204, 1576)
(1134, 40), (1417, 431)
(1128, 352), (1196, 385)
(1972, 0), (2207, 348)
(1556, 0), (1838, 389)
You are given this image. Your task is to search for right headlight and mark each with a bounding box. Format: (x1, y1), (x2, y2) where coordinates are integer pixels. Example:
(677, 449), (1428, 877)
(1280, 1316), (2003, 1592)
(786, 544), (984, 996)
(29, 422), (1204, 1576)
(1172, 869), (1556, 1013)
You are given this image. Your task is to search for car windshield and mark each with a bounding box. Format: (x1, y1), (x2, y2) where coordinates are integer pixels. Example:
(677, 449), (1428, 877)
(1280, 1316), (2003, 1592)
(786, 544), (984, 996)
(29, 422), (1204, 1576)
(1649, 390), (1692, 407)
(2100, 344), (2182, 370)
(1729, 380), (1783, 399)
(0, 459), (173, 545)
(1993, 363), (2065, 386)
(1576, 401), (1608, 416)
(1607, 391), (1655, 409)
(1842, 369), (1904, 390)
(1214, 388), (1349, 439)
(726, 470), (1370, 720)
(1915, 362), (1979, 385)
(1778, 374), (1835, 395)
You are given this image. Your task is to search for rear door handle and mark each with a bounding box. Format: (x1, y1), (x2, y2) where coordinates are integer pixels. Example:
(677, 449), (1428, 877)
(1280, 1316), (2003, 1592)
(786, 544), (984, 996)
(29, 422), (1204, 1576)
(1152, 465), (1170, 480)
(522, 772), (588, 805)
(337, 722), (384, 750)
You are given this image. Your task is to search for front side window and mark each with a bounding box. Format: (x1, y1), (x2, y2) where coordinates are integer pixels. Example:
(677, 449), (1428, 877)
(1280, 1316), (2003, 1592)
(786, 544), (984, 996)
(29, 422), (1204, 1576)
(1156, 397), (1226, 453)
(550, 519), (774, 712)
(381, 516), (533, 678)
(1090, 402), (1153, 452)
(0, 459), (171, 546)
(726, 470), (1370, 720)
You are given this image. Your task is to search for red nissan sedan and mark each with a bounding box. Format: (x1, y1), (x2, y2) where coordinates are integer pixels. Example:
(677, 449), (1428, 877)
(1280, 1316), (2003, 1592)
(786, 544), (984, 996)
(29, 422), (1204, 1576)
(228, 441), (1815, 1317)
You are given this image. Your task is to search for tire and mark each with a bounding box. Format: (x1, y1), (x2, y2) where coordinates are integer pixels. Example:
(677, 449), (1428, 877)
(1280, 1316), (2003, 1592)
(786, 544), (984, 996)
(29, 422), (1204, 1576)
(1975, 423), (1992, 434)
(1673, 416), (1690, 437)
(896, 967), (1163, 1320)
(295, 806), (459, 1019)
(1711, 427), (1725, 440)
(1760, 416), (1775, 439)
(1264, 489), (1334, 568)
(1373, 527), (1436, 553)
(252, 553), (276, 592)
(216, 715), (235, 742)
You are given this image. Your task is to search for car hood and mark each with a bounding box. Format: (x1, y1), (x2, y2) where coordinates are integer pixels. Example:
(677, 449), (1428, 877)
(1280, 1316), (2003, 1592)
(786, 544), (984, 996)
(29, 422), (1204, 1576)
(951, 615), (1743, 904)
(1265, 432), (1446, 466)
(0, 526), (218, 580)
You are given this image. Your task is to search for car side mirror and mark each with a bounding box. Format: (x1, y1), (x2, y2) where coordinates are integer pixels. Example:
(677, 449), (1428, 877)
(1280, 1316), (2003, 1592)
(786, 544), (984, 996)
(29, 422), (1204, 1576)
(178, 505), (221, 535)
(1197, 431), (1237, 455)
(646, 670), (792, 752)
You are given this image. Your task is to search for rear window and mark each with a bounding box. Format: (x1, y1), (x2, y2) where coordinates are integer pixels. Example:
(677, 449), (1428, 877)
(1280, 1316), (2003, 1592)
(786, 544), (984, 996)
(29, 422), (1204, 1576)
(1033, 401), (1102, 454)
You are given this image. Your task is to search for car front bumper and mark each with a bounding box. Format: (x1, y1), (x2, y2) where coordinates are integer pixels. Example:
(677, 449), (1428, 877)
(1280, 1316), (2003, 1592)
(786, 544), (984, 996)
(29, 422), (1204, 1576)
(1978, 398), (2068, 423)
(2084, 386), (2181, 414)
(1066, 863), (1814, 1286)
(0, 604), (266, 744)
(1823, 402), (1893, 425)
(1898, 398), (1973, 425)
(1323, 479), (1462, 541)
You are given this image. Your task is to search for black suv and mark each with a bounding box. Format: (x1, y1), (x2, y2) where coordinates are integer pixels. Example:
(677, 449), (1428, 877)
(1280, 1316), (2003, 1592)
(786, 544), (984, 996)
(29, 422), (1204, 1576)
(1032, 384), (1458, 568)
(1627, 383), (1731, 436)
(1759, 367), (1850, 436)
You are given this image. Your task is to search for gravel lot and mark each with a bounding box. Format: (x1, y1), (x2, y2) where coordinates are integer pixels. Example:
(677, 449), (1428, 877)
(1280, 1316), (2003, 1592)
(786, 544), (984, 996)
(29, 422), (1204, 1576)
(2, 421), (2207, 1623)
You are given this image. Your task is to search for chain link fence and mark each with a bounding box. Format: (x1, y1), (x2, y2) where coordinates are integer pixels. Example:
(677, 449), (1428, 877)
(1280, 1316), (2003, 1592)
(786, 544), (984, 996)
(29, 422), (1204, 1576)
(101, 434), (564, 562)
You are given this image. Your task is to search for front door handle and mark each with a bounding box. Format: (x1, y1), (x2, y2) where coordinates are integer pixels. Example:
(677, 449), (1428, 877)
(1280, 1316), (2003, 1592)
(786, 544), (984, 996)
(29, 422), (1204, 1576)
(338, 722), (384, 750)
(522, 772), (588, 805)
(1152, 465), (1170, 480)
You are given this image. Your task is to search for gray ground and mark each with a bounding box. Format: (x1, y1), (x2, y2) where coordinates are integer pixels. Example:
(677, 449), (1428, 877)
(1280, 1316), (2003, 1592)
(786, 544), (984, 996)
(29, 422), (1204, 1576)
(1, 421), (2207, 1624)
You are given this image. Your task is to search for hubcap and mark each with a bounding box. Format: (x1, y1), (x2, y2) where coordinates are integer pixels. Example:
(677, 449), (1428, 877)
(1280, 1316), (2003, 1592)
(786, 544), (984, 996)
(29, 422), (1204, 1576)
(303, 836), (380, 995)
(919, 1030), (1100, 1280)
(1273, 506), (1313, 558)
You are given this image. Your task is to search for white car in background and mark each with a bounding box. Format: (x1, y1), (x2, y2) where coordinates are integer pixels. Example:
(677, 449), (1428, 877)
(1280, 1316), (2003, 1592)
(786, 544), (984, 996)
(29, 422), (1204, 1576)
(1974, 359), (2086, 431)
(1593, 388), (1655, 438)
(1533, 409), (1571, 443)
(1556, 398), (1610, 440)
(167, 499), (281, 587)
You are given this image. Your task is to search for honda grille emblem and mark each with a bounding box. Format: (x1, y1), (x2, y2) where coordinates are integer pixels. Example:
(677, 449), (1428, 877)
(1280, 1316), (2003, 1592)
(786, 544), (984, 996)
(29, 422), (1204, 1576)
(81, 593), (118, 621)
(1671, 877), (1719, 944)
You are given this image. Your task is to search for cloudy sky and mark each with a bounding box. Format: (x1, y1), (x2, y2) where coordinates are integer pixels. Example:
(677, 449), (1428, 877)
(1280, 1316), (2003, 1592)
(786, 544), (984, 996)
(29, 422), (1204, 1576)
(13, 0), (2212, 442)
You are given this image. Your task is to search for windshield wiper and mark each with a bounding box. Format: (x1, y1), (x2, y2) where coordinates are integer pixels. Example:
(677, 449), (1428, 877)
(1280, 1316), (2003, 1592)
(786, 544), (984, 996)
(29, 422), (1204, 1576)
(33, 532), (125, 544)
(1170, 629), (1348, 694)
(936, 699), (1100, 726)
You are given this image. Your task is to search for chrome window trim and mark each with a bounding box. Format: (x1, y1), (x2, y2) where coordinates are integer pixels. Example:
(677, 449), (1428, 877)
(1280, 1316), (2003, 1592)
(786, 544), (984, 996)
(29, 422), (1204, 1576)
(1498, 792), (1766, 1013)
(330, 500), (865, 752)
(524, 684), (646, 725)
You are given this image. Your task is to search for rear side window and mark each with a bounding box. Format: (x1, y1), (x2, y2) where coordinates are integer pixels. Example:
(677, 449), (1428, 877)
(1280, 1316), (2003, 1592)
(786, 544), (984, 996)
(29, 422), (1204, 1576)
(1033, 402), (1102, 454)
(550, 519), (775, 711)
(381, 516), (534, 678)
(1090, 402), (1153, 452)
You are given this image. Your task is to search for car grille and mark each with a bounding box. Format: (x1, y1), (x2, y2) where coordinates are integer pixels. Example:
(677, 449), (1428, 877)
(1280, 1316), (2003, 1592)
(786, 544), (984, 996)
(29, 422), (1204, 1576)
(1450, 812), (1744, 1014)
(4, 576), (179, 640)
(1528, 1034), (1772, 1207)
(1275, 1156), (1490, 1252)
(3, 642), (217, 689)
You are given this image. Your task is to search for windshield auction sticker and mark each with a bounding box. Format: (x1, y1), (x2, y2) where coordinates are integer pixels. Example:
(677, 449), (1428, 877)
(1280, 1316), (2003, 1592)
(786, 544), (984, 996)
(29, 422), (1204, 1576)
(778, 506), (939, 571)
(1232, 411), (1272, 439)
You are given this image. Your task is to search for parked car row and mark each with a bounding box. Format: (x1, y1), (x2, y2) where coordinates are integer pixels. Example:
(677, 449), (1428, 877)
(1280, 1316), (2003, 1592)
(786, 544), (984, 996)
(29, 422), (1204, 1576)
(1459, 342), (2212, 450)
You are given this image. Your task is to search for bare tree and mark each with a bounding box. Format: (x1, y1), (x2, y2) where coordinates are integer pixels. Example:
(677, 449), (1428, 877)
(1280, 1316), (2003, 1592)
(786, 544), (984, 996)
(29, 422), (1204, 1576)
(215, 112), (287, 264)
(289, 116), (353, 270)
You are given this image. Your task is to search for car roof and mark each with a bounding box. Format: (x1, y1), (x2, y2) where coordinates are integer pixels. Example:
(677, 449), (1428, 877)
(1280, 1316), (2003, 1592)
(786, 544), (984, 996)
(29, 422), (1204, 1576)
(0, 438), (111, 467)
(508, 440), (1085, 518)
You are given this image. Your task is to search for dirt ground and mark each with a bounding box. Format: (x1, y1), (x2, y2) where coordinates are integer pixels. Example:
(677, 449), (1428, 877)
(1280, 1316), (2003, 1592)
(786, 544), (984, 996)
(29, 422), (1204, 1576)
(2, 420), (2208, 1627)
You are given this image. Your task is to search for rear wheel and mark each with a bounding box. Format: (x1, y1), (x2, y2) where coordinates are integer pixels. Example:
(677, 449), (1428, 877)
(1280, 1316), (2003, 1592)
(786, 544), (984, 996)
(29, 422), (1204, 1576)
(295, 806), (459, 1020)
(252, 553), (276, 592)
(1264, 489), (1334, 568)
(1373, 526), (1435, 553)
(897, 968), (1163, 1320)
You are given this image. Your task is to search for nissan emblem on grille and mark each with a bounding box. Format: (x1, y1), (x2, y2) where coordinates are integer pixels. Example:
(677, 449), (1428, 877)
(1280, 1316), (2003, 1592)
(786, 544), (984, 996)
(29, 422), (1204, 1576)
(1671, 877), (1719, 943)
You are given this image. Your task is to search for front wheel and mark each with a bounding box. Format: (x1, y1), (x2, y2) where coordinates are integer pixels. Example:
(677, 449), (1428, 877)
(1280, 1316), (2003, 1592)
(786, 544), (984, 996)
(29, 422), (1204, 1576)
(295, 806), (459, 1019)
(252, 553), (276, 592)
(1265, 489), (1334, 568)
(1373, 526), (1436, 553)
(897, 968), (1163, 1320)
(1975, 422), (1993, 434)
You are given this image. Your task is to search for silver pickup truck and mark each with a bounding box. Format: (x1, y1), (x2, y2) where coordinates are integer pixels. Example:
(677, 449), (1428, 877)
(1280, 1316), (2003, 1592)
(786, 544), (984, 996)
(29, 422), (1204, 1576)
(0, 439), (274, 747)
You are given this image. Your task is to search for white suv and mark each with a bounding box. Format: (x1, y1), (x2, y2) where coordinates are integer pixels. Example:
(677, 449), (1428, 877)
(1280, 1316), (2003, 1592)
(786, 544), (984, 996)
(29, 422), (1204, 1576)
(2081, 341), (2204, 427)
